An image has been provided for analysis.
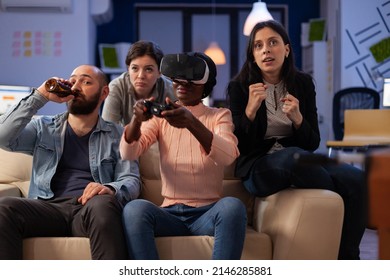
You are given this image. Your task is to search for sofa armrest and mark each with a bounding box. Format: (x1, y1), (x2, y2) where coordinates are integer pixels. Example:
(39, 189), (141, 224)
(253, 188), (344, 260)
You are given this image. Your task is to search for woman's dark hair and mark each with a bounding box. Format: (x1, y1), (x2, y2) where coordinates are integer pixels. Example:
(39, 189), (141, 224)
(234, 20), (297, 90)
(125, 40), (164, 68)
(193, 52), (217, 98)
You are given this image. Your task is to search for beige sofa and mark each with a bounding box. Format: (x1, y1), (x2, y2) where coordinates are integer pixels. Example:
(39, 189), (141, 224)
(0, 147), (344, 260)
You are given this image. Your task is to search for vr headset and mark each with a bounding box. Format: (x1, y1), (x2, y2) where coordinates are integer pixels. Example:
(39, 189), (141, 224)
(160, 53), (209, 85)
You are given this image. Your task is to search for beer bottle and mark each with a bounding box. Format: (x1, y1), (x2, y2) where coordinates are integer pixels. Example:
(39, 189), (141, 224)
(45, 78), (74, 97)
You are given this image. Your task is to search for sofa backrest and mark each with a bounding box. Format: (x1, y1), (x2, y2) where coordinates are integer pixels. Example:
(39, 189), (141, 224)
(0, 148), (32, 197)
(0, 148), (32, 183)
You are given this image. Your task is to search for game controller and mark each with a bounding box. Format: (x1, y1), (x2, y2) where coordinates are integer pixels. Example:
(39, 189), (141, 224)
(143, 100), (172, 117)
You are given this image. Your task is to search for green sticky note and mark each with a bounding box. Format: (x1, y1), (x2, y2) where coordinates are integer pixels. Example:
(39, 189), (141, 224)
(101, 46), (120, 68)
(309, 19), (326, 42)
(370, 37), (390, 63)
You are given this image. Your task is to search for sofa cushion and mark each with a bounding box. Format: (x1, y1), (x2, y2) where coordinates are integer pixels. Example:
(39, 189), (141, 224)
(154, 227), (272, 260)
(23, 237), (92, 260)
(0, 183), (21, 197)
(22, 228), (272, 260)
(11, 181), (30, 198)
(139, 143), (161, 180)
(140, 178), (164, 205)
(0, 148), (32, 184)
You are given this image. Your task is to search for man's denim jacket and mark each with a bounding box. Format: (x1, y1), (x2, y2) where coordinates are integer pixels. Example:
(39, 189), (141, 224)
(0, 89), (141, 207)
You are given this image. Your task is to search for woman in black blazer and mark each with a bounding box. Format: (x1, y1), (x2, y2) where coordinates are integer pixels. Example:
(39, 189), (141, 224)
(227, 20), (366, 260)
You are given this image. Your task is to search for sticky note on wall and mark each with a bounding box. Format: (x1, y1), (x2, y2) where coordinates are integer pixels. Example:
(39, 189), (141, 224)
(370, 37), (390, 63)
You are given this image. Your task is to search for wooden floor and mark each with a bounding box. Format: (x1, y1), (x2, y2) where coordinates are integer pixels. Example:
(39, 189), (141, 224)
(360, 228), (378, 260)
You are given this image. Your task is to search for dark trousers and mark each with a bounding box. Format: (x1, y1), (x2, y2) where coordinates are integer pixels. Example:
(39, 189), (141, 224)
(243, 147), (367, 260)
(0, 195), (128, 260)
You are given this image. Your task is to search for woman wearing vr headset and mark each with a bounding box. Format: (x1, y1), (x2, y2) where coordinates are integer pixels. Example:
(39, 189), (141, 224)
(119, 52), (247, 260)
(227, 20), (367, 260)
(101, 40), (175, 126)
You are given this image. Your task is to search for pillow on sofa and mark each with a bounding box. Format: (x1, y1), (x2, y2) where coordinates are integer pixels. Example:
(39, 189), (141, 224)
(0, 148), (32, 183)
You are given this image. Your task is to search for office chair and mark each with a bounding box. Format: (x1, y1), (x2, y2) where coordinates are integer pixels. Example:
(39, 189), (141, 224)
(332, 87), (380, 141)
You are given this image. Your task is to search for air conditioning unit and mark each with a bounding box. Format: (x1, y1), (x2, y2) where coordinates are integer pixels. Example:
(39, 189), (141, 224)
(0, 0), (73, 13)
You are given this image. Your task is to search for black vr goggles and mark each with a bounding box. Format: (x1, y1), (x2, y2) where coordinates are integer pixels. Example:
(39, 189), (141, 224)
(160, 54), (209, 85)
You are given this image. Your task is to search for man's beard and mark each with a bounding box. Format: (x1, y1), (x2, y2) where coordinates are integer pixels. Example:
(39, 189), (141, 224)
(67, 91), (101, 115)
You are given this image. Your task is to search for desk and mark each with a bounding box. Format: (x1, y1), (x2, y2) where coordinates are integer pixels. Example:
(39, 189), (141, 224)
(326, 109), (390, 158)
(367, 148), (390, 259)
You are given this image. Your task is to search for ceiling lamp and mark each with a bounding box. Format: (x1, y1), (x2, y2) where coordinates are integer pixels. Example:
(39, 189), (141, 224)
(205, 41), (226, 65)
(204, 0), (226, 65)
(243, 1), (273, 36)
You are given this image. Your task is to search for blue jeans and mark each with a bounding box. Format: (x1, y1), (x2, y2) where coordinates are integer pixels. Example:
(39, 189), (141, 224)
(122, 197), (247, 260)
(243, 146), (367, 260)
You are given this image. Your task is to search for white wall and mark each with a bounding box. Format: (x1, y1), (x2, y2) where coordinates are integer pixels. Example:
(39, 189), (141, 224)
(0, 1), (96, 86)
(327, 0), (390, 96)
(0, 0), (100, 115)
